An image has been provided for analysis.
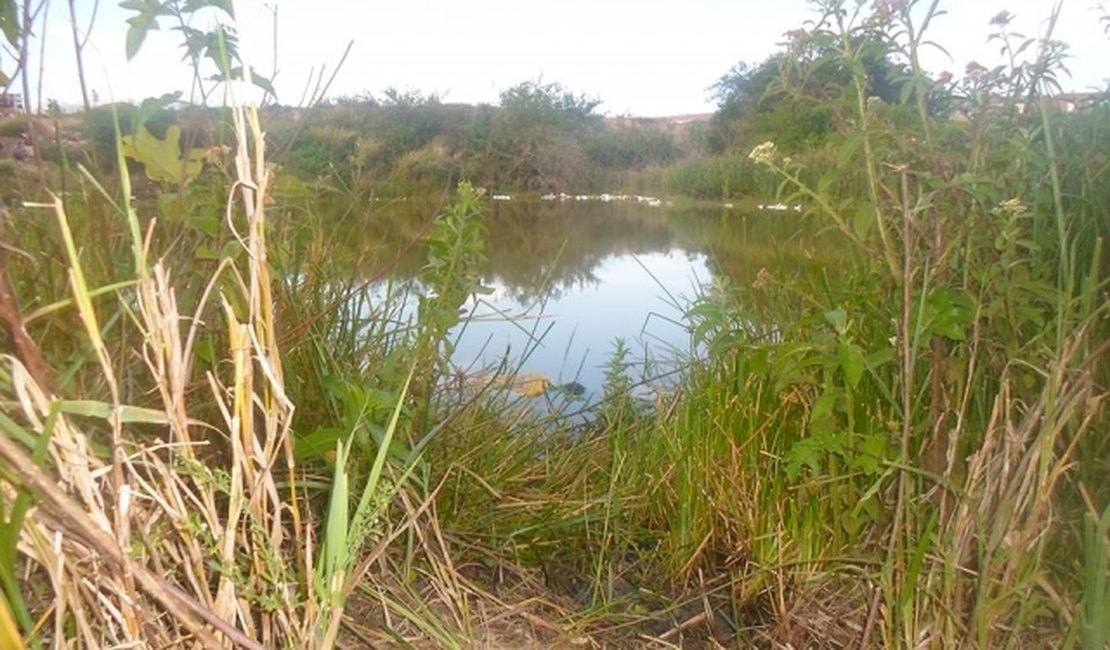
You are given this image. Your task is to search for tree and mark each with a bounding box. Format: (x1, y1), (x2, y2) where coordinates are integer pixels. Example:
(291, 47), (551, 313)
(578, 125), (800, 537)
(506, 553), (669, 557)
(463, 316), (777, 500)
(483, 80), (602, 190)
(67, 0), (96, 110)
(709, 28), (909, 154)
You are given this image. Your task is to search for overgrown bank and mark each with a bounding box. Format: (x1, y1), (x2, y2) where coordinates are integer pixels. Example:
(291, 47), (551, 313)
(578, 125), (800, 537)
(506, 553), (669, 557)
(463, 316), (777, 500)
(0, 0), (1108, 648)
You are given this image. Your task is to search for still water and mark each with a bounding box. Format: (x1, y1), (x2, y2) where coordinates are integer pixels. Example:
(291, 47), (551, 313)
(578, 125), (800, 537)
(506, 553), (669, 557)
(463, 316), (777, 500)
(334, 197), (827, 401)
(451, 248), (708, 399)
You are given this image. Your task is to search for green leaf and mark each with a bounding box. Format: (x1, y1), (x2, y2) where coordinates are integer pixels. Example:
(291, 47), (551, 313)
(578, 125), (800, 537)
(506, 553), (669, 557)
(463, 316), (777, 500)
(784, 430), (846, 480)
(56, 400), (176, 424)
(121, 124), (204, 186)
(853, 433), (886, 475)
(296, 427), (348, 462)
(194, 240), (242, 261)
(0, 0), (19, 46)
(182, 0), (235, 17)
(809, 389), (839, 435)
(320, 440), (349, 603)
(837, 341), (865, 390)
(923, 287), (975, 341)
(220, 66), (277, 98)
(852, 201), (875, 240)
(824, 308), (849, 335)
(837, 131), (864, 168)
(771, 343), (816, 393)
(191, 214), (220, 238)
(121, 0), (171, 60)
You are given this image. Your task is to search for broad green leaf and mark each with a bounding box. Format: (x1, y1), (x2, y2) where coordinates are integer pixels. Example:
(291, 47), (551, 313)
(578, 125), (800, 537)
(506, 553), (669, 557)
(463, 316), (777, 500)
(122, 124), (204, 186)
(837, 340), (866, 390)
(194, 241), (242, 261)
(836, 130), (864, 168)
(784, 430), (846, 480)
(852, 201), (875, 240)
(809, 389), (839, 435)
(854, 433), (887, 475)
(191, 214), (220, 238)
(320, 441), (349, 603)
(748, 348), (770, 376)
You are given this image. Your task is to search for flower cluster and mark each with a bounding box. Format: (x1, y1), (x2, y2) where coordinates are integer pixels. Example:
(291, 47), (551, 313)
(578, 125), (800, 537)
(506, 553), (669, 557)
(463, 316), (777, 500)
(748, 141), (777, 165)
(992, 198), (1027, 218)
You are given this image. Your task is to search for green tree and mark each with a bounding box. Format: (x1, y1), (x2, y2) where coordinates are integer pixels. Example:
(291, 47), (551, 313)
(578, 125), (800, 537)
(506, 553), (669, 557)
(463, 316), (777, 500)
(473, 80), (602, 191)
(709, 27), (908, 153)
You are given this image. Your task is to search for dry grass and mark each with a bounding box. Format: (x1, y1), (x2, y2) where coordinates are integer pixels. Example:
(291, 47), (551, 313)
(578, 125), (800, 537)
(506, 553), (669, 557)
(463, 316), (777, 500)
(0, 105), (319, 648)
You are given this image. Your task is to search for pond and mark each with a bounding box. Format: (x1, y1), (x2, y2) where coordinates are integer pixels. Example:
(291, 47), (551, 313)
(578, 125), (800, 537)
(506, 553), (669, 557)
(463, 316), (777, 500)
(452, 247), (708, 401)
(304, 195), (831, 405)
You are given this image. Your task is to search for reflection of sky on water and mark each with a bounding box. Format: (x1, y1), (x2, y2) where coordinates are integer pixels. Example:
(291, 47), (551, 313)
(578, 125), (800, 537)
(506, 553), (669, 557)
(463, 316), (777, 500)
(450, 249), (710, 396)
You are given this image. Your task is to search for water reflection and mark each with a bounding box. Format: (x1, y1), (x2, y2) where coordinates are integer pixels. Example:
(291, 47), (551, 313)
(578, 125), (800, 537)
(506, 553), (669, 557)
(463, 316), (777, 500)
(452, 249), (708, 398)
(287, 195), (837, 399)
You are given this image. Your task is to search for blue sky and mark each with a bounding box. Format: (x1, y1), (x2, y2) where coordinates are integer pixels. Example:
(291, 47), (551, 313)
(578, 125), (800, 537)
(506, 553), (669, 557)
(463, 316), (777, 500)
(25, 0), (1110, 116)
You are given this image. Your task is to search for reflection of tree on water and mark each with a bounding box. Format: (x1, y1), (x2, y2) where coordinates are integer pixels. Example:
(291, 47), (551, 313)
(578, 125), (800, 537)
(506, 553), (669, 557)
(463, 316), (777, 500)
(665, 208), (839, 288)
(288, 195), (842, 300)
(482, 201), (679, 302)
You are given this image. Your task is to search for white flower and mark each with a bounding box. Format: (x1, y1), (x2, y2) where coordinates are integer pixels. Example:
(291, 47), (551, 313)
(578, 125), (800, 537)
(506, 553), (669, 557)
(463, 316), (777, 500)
(992, 198), (1027, 217)
(748, 141), (777, 165)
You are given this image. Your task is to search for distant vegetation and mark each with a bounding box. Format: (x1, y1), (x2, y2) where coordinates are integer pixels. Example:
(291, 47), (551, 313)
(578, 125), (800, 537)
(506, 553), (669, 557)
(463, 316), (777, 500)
(264, 80), (689, 196)
(45, 17), (958, 203)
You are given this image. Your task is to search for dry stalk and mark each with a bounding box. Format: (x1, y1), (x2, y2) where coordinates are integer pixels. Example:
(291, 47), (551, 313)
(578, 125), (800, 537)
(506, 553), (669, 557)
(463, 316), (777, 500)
(0, 104), (319, 648)
(943, 323), (1102, 642)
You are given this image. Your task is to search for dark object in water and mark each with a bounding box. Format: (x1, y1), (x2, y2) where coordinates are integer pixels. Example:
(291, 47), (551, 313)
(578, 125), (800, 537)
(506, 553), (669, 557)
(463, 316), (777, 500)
(554, 381), (586, 397)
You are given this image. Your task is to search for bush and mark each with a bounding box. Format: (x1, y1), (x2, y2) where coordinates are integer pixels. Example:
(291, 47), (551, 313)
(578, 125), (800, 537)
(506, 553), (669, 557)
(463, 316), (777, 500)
(0, 118), (28, 137)
(664, 155), (774, 200)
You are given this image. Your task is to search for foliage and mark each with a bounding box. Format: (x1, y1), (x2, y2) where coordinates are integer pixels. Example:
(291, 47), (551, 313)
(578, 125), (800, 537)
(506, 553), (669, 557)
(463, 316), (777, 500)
(121, 123), (204, 186)
(417, 181), (489, 369)
(120, 0), (274, 102)
(724, 1), (1109, 645)
(586, 127), (681, 170)
(663, 154), (775, 199)
(268, 82), (699, 195)
(0, 118), (25, 137)
(707, 11), (927, 155)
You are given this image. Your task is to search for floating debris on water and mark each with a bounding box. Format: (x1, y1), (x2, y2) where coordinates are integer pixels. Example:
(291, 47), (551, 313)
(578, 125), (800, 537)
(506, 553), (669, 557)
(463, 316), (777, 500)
(757, 202), (803, 212)
(539, 192), (669, 207)
(460, 371), (587, 399)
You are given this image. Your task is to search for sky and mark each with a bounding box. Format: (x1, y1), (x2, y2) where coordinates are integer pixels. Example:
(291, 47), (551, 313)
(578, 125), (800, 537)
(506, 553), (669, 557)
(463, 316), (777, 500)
(19, 0), (1110, 117)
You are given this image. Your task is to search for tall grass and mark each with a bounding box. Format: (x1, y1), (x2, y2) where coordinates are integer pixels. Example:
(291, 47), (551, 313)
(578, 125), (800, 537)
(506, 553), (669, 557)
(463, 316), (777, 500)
(0, 95), (431, 645)
(644, 2), (1110, 646)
